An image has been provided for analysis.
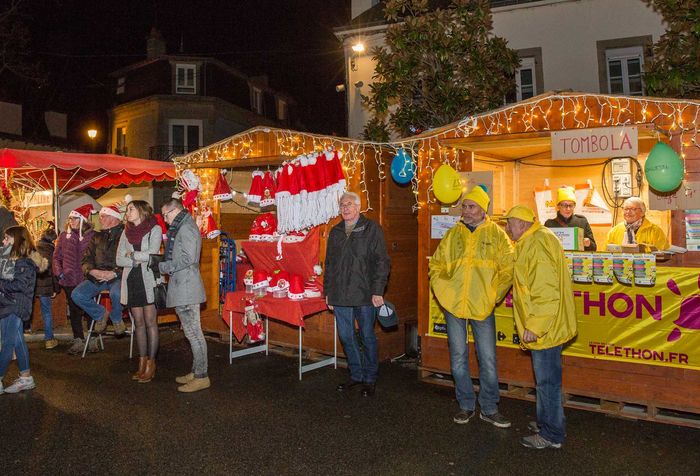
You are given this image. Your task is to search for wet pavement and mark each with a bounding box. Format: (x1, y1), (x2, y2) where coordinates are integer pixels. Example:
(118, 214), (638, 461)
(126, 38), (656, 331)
(2, 326), (698, 475)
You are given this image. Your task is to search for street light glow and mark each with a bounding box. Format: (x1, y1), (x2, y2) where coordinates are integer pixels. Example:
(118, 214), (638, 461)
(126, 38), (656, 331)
(87, 129), (97, 139)
(351, 42), (365, 53)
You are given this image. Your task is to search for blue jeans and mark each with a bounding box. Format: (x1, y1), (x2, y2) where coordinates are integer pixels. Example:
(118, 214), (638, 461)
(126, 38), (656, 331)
(0, 314), (30, 377)
(39, 295), (54, 340)
(71, 279), (123, 323)
(531, 345), (566, 444)
(445, 312), (500, 415)
(334, 305), (378, 383)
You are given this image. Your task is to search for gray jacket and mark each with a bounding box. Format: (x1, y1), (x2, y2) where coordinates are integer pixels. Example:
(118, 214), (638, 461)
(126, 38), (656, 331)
(116, 225), (163, 305)
(158, 213), (206, 307)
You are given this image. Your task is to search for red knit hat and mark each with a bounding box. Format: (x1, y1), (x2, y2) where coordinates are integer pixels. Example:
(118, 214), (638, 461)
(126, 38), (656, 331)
(213, 172), (233, 201)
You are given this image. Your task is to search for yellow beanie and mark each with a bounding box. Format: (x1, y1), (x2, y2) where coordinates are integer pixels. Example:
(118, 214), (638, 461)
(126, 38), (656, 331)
(557, 186), (576, 205)
(504, 205), (536, 223)
(462, 185), (490, 212)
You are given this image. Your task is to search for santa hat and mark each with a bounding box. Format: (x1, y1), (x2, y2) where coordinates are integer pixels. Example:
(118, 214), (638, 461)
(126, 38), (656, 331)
(213, 172), (233, 201)
(247, 170), (264, 206)
(267, 270), (291, 295)
(99, 203), (123, 221)
(251, 270), (270, 291)
(182, 189), (199, 213)
(249, 222), (263, 241)
(254, 213), (277, 242)
(282, 229), (307, 243)
(287, 274), (305, 301)
(69, 204), (95, 240)
(303, 275), (323, 298)
(205, 213), (220, 239)
(260, 171), (276, 210)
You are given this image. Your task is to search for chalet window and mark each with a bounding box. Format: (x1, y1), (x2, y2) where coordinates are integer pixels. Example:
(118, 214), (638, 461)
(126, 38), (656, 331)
(176, 64), (197, 94)
(515, 57), (536, 101)
(251, 87), (263, 114)
(277, 99), (287, 121)
(116, 77), (125, 95)
(606, 46), (644, 96)
(115, 126), (127, 155)
(169, 120), (202, 155)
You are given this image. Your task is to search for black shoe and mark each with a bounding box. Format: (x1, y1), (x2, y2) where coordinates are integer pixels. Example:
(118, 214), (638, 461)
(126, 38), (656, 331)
(361, 382), (376, 397)
(336, 380), (363, 392)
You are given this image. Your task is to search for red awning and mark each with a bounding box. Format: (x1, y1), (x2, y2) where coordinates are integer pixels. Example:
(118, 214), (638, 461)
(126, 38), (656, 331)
(0, 148), (176, 193)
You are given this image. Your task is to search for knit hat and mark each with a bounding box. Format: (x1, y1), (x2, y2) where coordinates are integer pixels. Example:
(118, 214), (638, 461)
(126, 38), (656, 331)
(462, 185), (490, 212)
(287, 274), (305, 301)
(213, 172), (233, 201)
(556, 186), (577, 205)
(504, 205), (536, 223)
(99, 203), (123, 220)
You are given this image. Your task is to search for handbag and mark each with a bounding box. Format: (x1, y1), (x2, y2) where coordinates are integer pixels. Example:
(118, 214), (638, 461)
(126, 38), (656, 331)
(154, 280), (168, 310)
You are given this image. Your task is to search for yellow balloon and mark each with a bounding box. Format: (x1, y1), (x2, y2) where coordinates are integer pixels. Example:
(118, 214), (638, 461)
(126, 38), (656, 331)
(433, 165), (462, 204)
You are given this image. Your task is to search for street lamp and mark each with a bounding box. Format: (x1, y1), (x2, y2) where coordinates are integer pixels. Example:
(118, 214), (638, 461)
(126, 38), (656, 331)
(351, 41), (365, 72)
(87, 129), (97, 152)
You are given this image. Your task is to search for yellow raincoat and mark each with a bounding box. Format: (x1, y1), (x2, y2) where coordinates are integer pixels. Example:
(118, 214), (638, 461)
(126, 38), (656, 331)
(512, 222), (577, 350)
(429, 217), (513, 320)
(606, 217), (669, 251)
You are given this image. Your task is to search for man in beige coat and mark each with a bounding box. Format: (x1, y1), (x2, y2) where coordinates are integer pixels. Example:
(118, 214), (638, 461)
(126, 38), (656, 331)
(159, 198), (209, 393)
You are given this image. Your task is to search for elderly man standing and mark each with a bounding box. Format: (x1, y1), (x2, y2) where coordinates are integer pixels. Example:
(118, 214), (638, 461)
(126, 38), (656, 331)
(429, 185), (513, 427)
(503, 205), (577, 450)
(606, 196), (669, 251)
(159, 198), (209, 393)
(325, 191), (390, 397)
(72, 203), (126, 336)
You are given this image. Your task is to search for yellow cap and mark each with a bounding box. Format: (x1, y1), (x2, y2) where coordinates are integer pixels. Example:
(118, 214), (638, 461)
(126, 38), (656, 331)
(556, 186), (576, 205)
(504, 205), (536, 223)
(462, 185), (490, 212)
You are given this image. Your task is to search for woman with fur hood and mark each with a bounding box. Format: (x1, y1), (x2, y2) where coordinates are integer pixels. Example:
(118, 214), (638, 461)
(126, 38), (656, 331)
(0, 226), (48, 394)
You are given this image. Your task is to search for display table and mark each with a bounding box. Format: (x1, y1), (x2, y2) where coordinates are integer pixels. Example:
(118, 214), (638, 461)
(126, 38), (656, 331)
(222, 290), (335, 380)
(241, 227), (319, 277)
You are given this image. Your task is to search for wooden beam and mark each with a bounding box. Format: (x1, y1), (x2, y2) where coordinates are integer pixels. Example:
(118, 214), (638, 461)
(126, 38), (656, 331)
(181, 155), (289, 170)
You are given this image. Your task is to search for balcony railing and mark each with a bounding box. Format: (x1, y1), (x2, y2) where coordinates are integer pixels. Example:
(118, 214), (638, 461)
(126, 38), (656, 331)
(491, 0), (543, 7)
(149, 145), (199, 162)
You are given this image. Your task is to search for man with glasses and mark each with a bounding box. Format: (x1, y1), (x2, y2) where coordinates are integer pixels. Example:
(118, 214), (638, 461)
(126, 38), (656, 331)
(324, 191), (390, 397)
(605, 196), (669, 251)
(157, 198), (209, 393)
(429, 185), (513, 428)
(544, 186), (596, 251)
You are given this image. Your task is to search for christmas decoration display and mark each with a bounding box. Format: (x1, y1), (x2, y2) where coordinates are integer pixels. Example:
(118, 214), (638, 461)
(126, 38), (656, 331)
(249, 213), (278, 242)
(213, 171), (233, 201)
(645, 142), (684, 192)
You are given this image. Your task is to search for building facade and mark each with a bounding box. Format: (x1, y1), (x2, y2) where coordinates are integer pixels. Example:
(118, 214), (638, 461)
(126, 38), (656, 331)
(336, 0), (666, 138)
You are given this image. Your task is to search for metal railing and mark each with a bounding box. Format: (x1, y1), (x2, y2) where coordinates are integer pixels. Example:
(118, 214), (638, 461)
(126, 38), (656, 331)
(148, 145), (199, 162)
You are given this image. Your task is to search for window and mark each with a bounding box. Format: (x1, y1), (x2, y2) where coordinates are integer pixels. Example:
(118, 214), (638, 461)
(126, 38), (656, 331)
(116, 77), (125, 95)
(606, 46), (644, 96)
(277, 99), (287, 121)
(176, 64), (197, 94)
(250, 87), (263, 114)
(515, 57), (536, 101)
(169, 120), (202, 154)
(115, 126), (127, 155)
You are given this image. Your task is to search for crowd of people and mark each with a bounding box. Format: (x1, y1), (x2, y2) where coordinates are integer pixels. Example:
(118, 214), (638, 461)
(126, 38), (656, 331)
(0, 197), (209, 395)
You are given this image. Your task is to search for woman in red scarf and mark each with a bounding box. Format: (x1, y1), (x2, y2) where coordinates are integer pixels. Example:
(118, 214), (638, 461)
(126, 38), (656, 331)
(116, 200), (162, 383)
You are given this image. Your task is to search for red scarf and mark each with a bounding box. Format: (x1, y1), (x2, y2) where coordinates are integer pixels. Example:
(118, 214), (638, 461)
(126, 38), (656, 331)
(125, 216), (158, 246)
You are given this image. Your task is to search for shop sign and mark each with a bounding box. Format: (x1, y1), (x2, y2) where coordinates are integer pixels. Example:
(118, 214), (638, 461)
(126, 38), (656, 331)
(551, 126), (638, 160)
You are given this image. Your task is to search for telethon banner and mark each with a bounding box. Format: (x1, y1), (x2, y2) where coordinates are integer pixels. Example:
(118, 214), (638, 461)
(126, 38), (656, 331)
(429, 266), (700, 371)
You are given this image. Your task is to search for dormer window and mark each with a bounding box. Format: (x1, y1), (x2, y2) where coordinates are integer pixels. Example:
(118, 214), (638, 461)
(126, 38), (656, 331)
(250, 87), (263, 114)
(176, 64), (197, 94)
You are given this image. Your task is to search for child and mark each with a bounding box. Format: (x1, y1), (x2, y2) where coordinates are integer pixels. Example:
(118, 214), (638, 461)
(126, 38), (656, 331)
(35, 225), (60, 349)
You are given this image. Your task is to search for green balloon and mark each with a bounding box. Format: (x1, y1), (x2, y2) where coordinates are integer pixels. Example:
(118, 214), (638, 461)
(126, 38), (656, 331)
(645, 142), (684, 193)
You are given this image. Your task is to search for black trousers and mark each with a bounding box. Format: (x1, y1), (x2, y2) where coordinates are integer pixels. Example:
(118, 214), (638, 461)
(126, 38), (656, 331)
(62, 285), (85, 339)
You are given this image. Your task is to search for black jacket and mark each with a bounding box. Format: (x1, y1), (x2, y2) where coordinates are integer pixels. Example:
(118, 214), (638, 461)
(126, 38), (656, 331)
(82, 223), (124, 283)
(544, 212), (597, 251)
(0, 251), (46, 321)
(324, 214), (391, 306)
(35, 232), (59, 296)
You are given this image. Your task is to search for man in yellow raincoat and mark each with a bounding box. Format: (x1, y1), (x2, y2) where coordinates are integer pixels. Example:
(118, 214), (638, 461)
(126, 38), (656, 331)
(606, 196), (669, 251)
(504, 205), (577, 450)
(429, 185), (513, 428)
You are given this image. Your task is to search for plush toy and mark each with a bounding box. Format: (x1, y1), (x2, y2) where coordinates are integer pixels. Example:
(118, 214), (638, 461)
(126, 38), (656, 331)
(244, 304), (265, 343)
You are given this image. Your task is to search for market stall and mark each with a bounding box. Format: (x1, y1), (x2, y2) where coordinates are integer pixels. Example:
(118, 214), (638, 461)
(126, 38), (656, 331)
(173, 127), (418, 362)
(399, 92), (700, 426)
(0, 148), (176, 329)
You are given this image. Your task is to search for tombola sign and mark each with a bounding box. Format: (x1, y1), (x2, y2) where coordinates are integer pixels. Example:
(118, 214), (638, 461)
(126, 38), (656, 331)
(428, 267), (700, 370)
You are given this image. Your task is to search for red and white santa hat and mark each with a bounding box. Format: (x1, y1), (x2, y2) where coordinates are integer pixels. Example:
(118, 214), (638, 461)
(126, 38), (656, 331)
(251, 270), (270, 291)
(247, 170), (264, 206)
(99, 202), (123, 221)
(257, 213), (277, 242)
(260, 171), (276, 209)
(267, 270), (290, 295)
(303, 275), (323, 298)
(249, 222), (263, 241)
(205, 214), (220, 239)
(213, 172), (233, 201)
(69, 204), (95, 239)
(287, 274), (305, 301)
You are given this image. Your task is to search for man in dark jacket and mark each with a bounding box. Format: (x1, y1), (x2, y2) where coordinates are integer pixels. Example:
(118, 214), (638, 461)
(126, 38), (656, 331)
(543, 186), (597, 251)
(324, 191), (390, 397)
(71, 203), (126, 336)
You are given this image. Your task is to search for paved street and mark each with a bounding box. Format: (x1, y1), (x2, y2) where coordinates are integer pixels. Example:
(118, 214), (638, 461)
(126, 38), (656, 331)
(1, 327), (698, 475)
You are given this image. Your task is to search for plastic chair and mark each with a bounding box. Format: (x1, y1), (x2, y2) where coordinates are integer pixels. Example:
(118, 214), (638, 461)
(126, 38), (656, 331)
(82, 291), (135, 358)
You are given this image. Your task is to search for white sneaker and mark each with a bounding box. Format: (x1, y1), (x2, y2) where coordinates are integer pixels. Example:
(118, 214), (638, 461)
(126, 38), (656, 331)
(4, 376), (36, 394)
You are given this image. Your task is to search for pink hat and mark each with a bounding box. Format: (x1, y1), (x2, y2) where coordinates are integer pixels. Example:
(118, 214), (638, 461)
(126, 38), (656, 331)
(99, 203), (123, 220)
(287, 274), (305, 301)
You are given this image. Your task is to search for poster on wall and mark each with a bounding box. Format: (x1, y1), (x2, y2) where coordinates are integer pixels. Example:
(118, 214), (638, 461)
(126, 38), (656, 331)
(685, 210), (700, 251)
(431, 215), (460, 239)
(648, 182), (700, 211)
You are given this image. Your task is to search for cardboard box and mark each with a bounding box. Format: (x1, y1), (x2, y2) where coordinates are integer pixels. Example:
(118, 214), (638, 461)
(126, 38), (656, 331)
(550, 227), (584, 251)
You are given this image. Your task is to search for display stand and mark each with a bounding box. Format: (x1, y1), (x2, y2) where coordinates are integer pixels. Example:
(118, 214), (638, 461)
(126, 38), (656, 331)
(223, 291), (336, 380)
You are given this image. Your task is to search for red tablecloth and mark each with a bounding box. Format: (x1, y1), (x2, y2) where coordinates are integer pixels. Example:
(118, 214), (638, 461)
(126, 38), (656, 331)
(222, 290), (328, 339)
(241, 227), (320, 278)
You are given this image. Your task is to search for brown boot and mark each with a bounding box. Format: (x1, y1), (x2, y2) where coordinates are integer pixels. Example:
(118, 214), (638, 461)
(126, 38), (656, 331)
(132, 357), (147, 381)
(138, 359), (156, 383)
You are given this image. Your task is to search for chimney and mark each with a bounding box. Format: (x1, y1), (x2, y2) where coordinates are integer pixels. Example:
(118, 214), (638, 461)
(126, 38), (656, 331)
(146, 27), (166, 58)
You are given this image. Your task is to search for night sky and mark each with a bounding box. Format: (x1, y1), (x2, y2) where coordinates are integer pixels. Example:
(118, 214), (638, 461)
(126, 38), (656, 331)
(21, 0), (351, 146)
